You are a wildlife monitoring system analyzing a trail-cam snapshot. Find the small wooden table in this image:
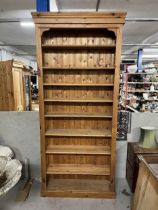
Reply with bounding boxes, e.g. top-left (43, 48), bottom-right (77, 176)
top-left (126, 142), bottom-right (158, 192)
